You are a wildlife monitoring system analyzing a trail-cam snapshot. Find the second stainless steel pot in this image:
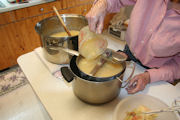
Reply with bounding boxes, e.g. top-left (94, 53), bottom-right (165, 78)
top-left (35, 14), bottom-right (88, 64)
top-left (61, 56), bottom-right (134, 104)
